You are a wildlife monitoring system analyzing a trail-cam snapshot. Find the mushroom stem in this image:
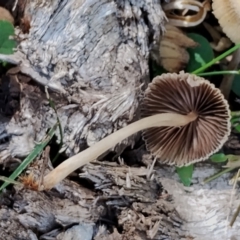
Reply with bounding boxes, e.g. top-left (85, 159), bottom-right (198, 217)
top-left (220, 49), bottom-right (240, 99)
top-left (42, 112), bottom-right (197, 190)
